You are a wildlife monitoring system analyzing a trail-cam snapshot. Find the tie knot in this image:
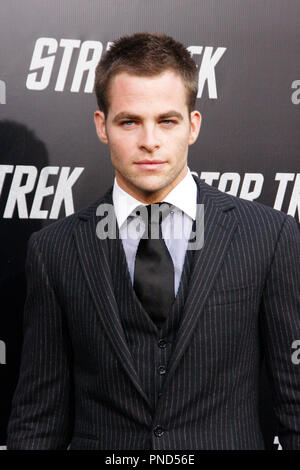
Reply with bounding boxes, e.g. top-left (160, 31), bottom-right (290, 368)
top-left (134, 202), bottom-right (174, 238)
top-left (145, 202), bottom-right (173, 226)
